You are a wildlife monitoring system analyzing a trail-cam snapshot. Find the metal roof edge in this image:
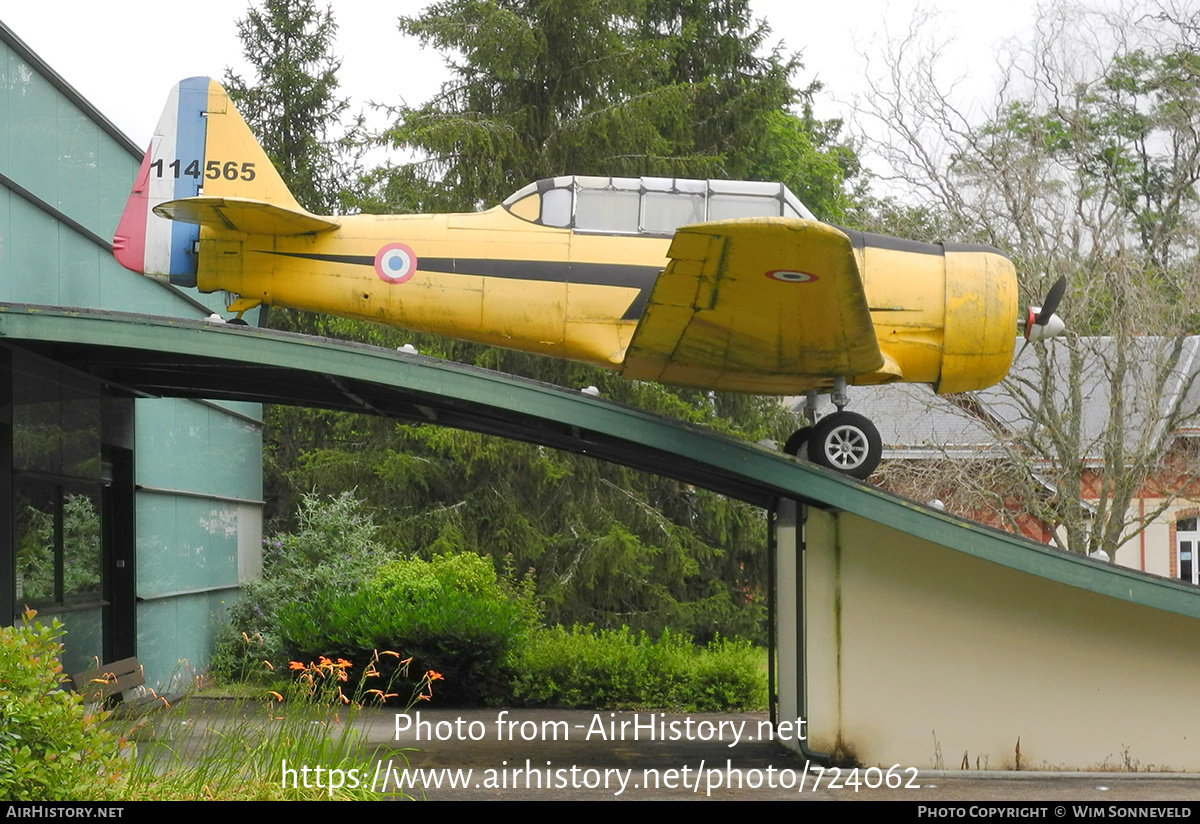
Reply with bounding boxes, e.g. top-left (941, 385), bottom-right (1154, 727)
top-left (0, 20), bottom-right (143, 159)
top-left (3, 304), bottom-right (1198, 621)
